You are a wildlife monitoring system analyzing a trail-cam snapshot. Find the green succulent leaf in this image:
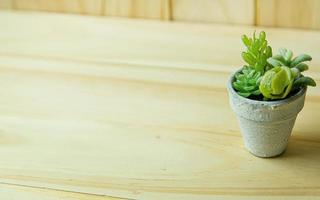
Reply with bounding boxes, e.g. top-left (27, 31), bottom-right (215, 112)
top-left (242, 52), bottom-right (255, 66)
top-left (295, 63), bottom-right (309, 72)
top-left (238, 92), bottom-right (251, 97)
top-left (293, 76), bottom-right (316, 87)
top-left (240, 31), bottom-right (272, 73)
top-left (272, 54), bottom-right (286, 63)
top-left (268, 49), bottom-right (312, 69)
top-left (259, 31), bottom-right (266, 41)
top-left (290, 68), bottom-right (300, 79)
top-left (290, 54), bottom-right (312, 67)
top-left (259, 66), bottom-right (293, 99)
top-left (266, 46), bottom-right (272, 58)
top-left (284, 49), bottom-right (293, 62)
top-left (233, 66), bottom-right (262, 98)
top-left (279, 48), bottom-right (287, 57)
top-left (241, 35), bottom-right (251, 47)
top-left (267, 57), bottom-right (284, 67)
top-left (252, 89), bottom-right (261, 95)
